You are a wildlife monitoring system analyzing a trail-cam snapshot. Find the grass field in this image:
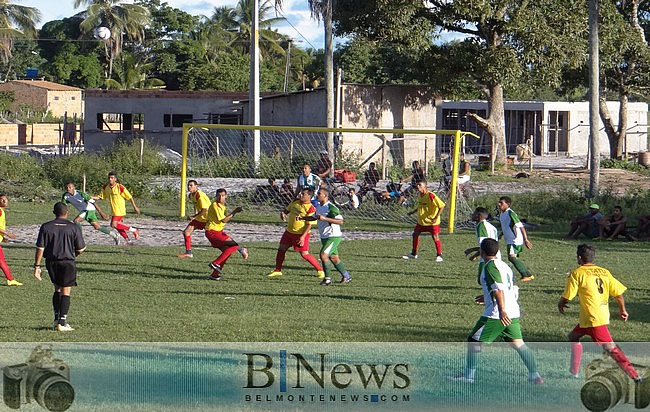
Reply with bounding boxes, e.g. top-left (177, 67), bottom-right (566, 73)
top-left (1, 226), bottom-right (648, 342)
